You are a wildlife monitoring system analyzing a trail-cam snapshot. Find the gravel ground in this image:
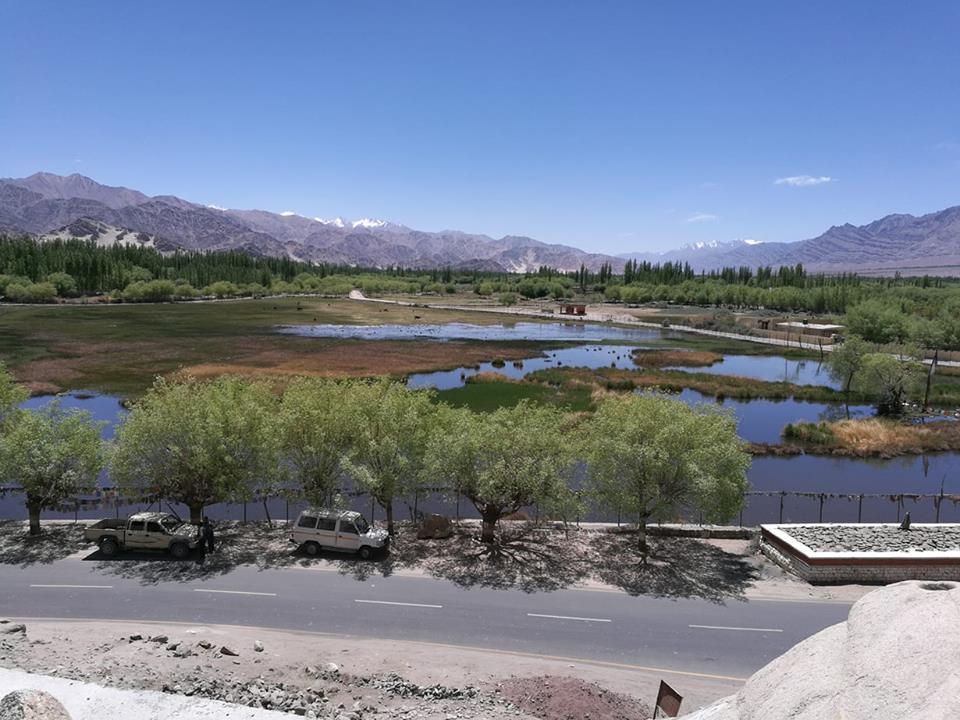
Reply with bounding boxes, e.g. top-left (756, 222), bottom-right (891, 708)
top-left (0, 620), bottom-right (678, 720)
top-left (785, 524), bottom-right (960, 553)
